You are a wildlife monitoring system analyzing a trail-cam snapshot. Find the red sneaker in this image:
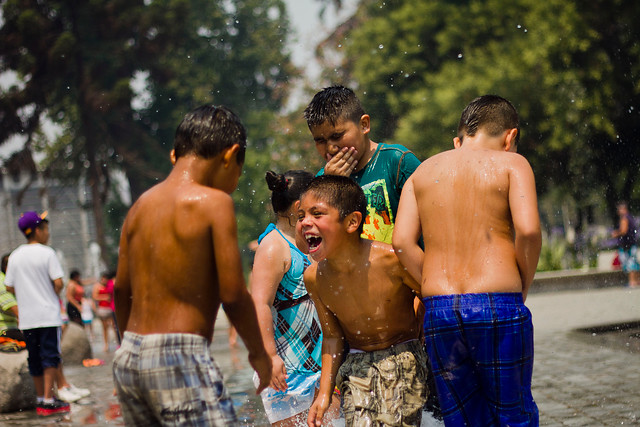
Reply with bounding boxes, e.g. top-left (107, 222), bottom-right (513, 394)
top-left (36, 398), bottom-right (70, 416)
